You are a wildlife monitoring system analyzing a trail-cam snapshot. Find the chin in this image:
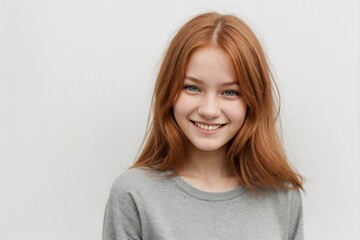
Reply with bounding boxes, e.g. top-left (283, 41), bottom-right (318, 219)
top-left (191, 141), bottom-right (227, 153)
